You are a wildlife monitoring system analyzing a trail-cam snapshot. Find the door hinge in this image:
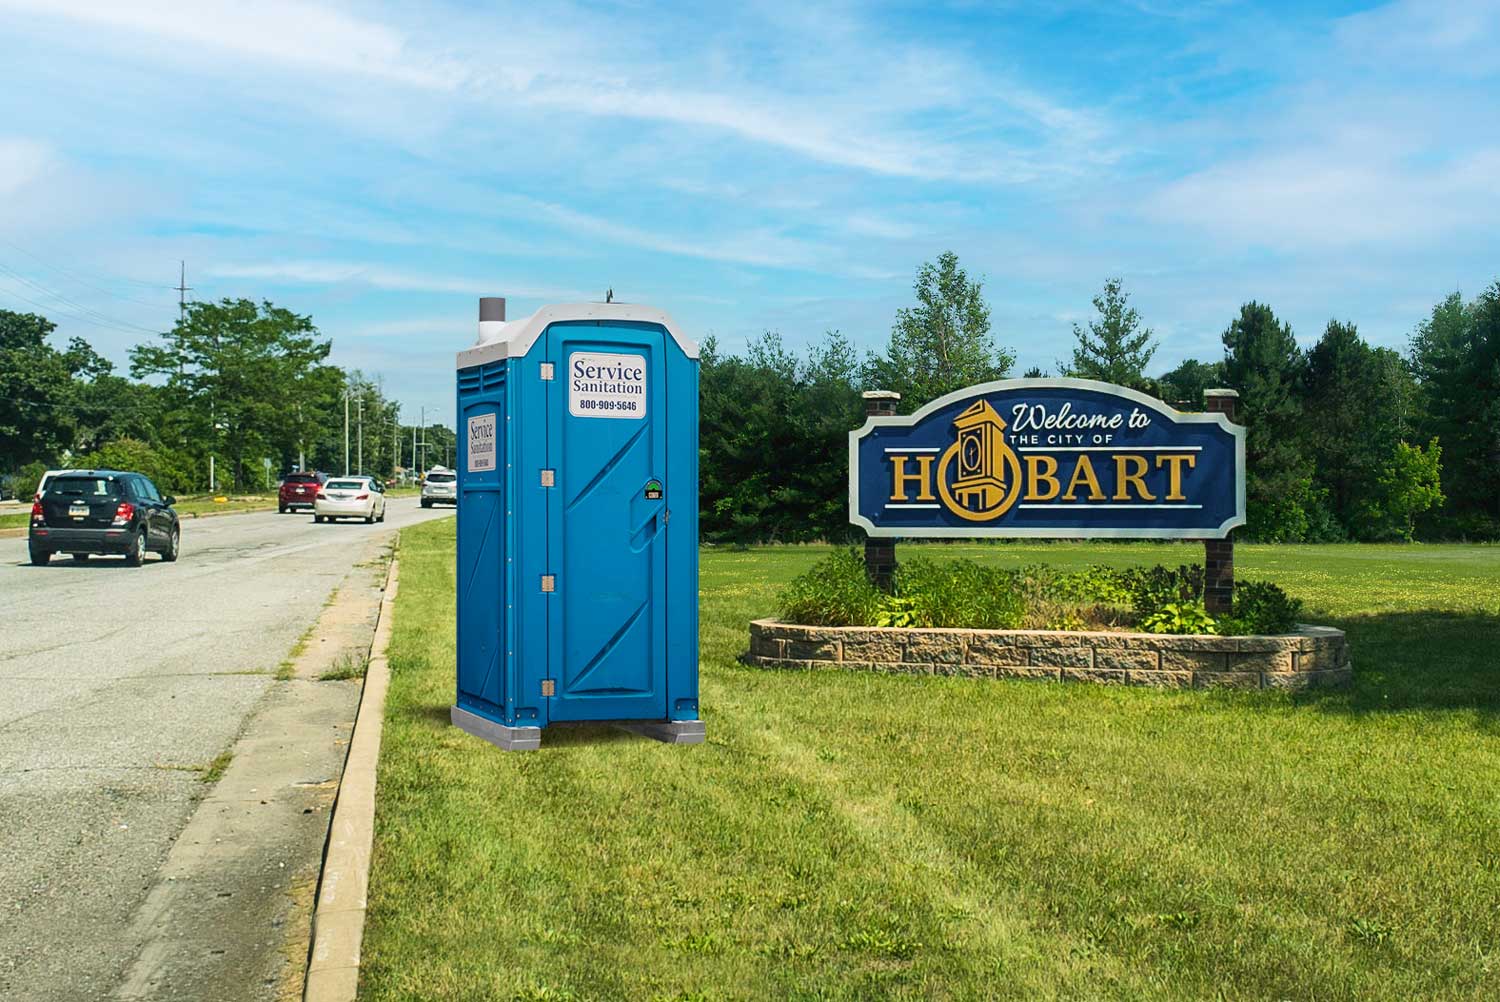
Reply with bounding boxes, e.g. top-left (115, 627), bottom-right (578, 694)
top-left (540, 679), bottom-right (556, 697)
top-left (663, 509), bottom-right (671, 525)
top-left (540, 469), bottom-right (555, 487)
top-left (540, 574), bottom-right (555, 593)
top-left (539, 362), bottom-right (554, 381)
